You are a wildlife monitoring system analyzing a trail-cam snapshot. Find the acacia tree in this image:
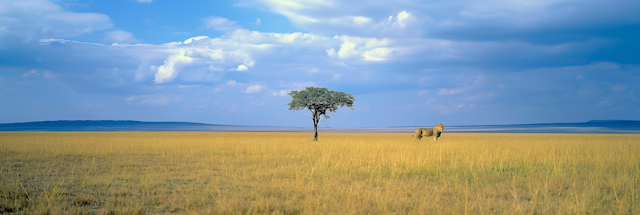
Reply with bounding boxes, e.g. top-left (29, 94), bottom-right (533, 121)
top-left (287, 87), bottom-right (355, 141)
